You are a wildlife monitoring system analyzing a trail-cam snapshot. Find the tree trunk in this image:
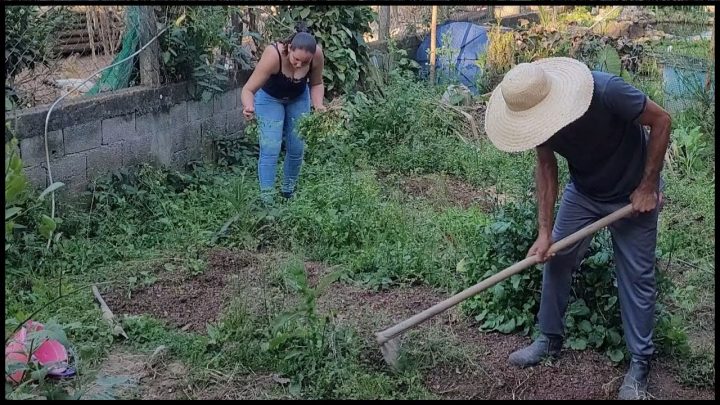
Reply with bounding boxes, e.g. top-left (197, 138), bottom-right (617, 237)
top-left (378, 6), bottom-right (391, 42)
top-left (138, 6), bottom-right (160, 87)
top-left (707, 17), bottom-right (714, 92)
